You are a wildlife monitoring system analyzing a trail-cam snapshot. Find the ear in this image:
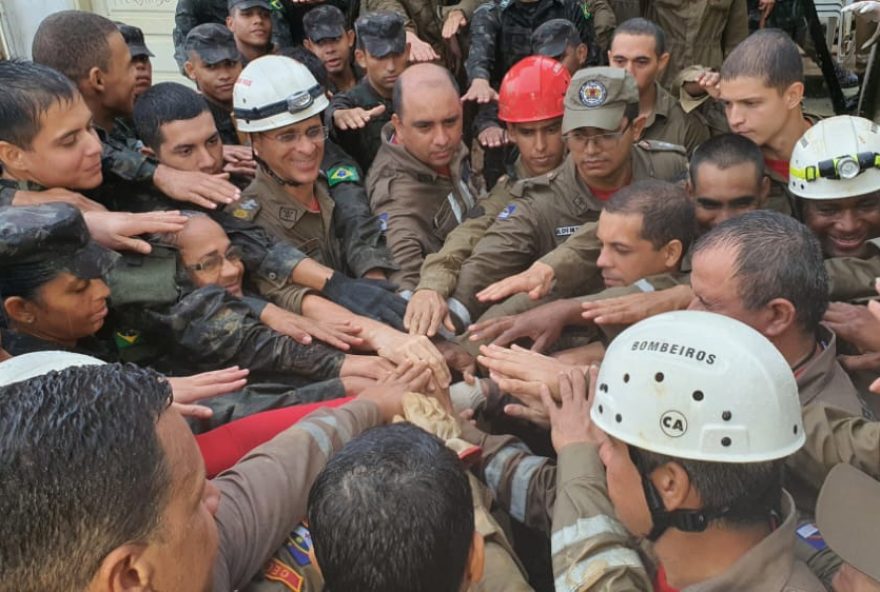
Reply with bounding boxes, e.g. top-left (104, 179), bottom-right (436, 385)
top-left (140, 146), bottom-right (156, 158)
top-left (758, 175), bottom-right (771, 205)
top-left (464, 532), bottom-right (485, 587)
top-left (184, 60), bottom-right (197, 81)
top-left (225, 15), bottom-right (234, 31)
top-left (86, 65), bottom-right (105, 95)
top-left (762, 297), bottom-right (798, 338)
top-left (576, 43), bottom-right (589, 66)
top-left (783, 81), bottom-right (805, 109)
top-left (630, 114), bottom-right (648, 139)
top-left (346, 30), bottom-right (356, 48)
top-left (657, 52), bottom-right (671, 74)
top-left (92, 543), bottom-right (152, 591)
top-left (391, 112), bottom-right (403, 136)
top-left (649, 461), bottom-right (693, 512)
top-left (0, 140), bottom-right (27, 172)
top-left (662, 239), bottom-right (684, 270)
top-left (3, 296), bottom-right (37, 326)
top-left (303, 39), bottom-right (315, 52)
top-left (250, 132), bottom-right (262, 157)
top-left (354, 48), bottom-right (367, 69)
top-left (685, 178), bottom-right (695, 198)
